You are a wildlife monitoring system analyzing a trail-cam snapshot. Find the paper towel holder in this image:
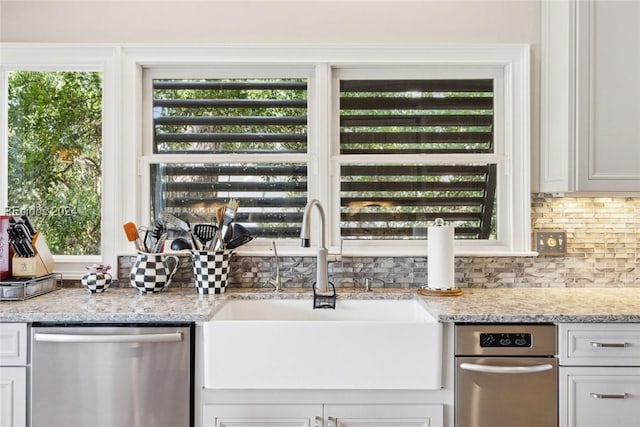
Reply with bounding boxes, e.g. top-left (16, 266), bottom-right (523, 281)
top-left (418, 218), bottom-right (464, 297)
